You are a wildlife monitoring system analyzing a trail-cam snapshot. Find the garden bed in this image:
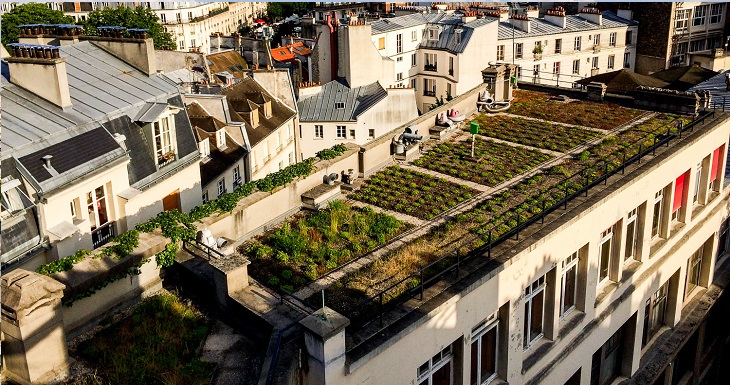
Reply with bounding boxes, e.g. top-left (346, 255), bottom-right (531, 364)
top-left (74, 292), bottom-right (214, 385)
top-left (241, 200), bottom-right (409, 292)
top-left (413, 137), bottom-right (552, 186)
top-left (349, 166), bottom-right (479, 219)
top-left (508, 90), bottom-right (643, 130)
top-left (469, 114), bottom-right (600, 152)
